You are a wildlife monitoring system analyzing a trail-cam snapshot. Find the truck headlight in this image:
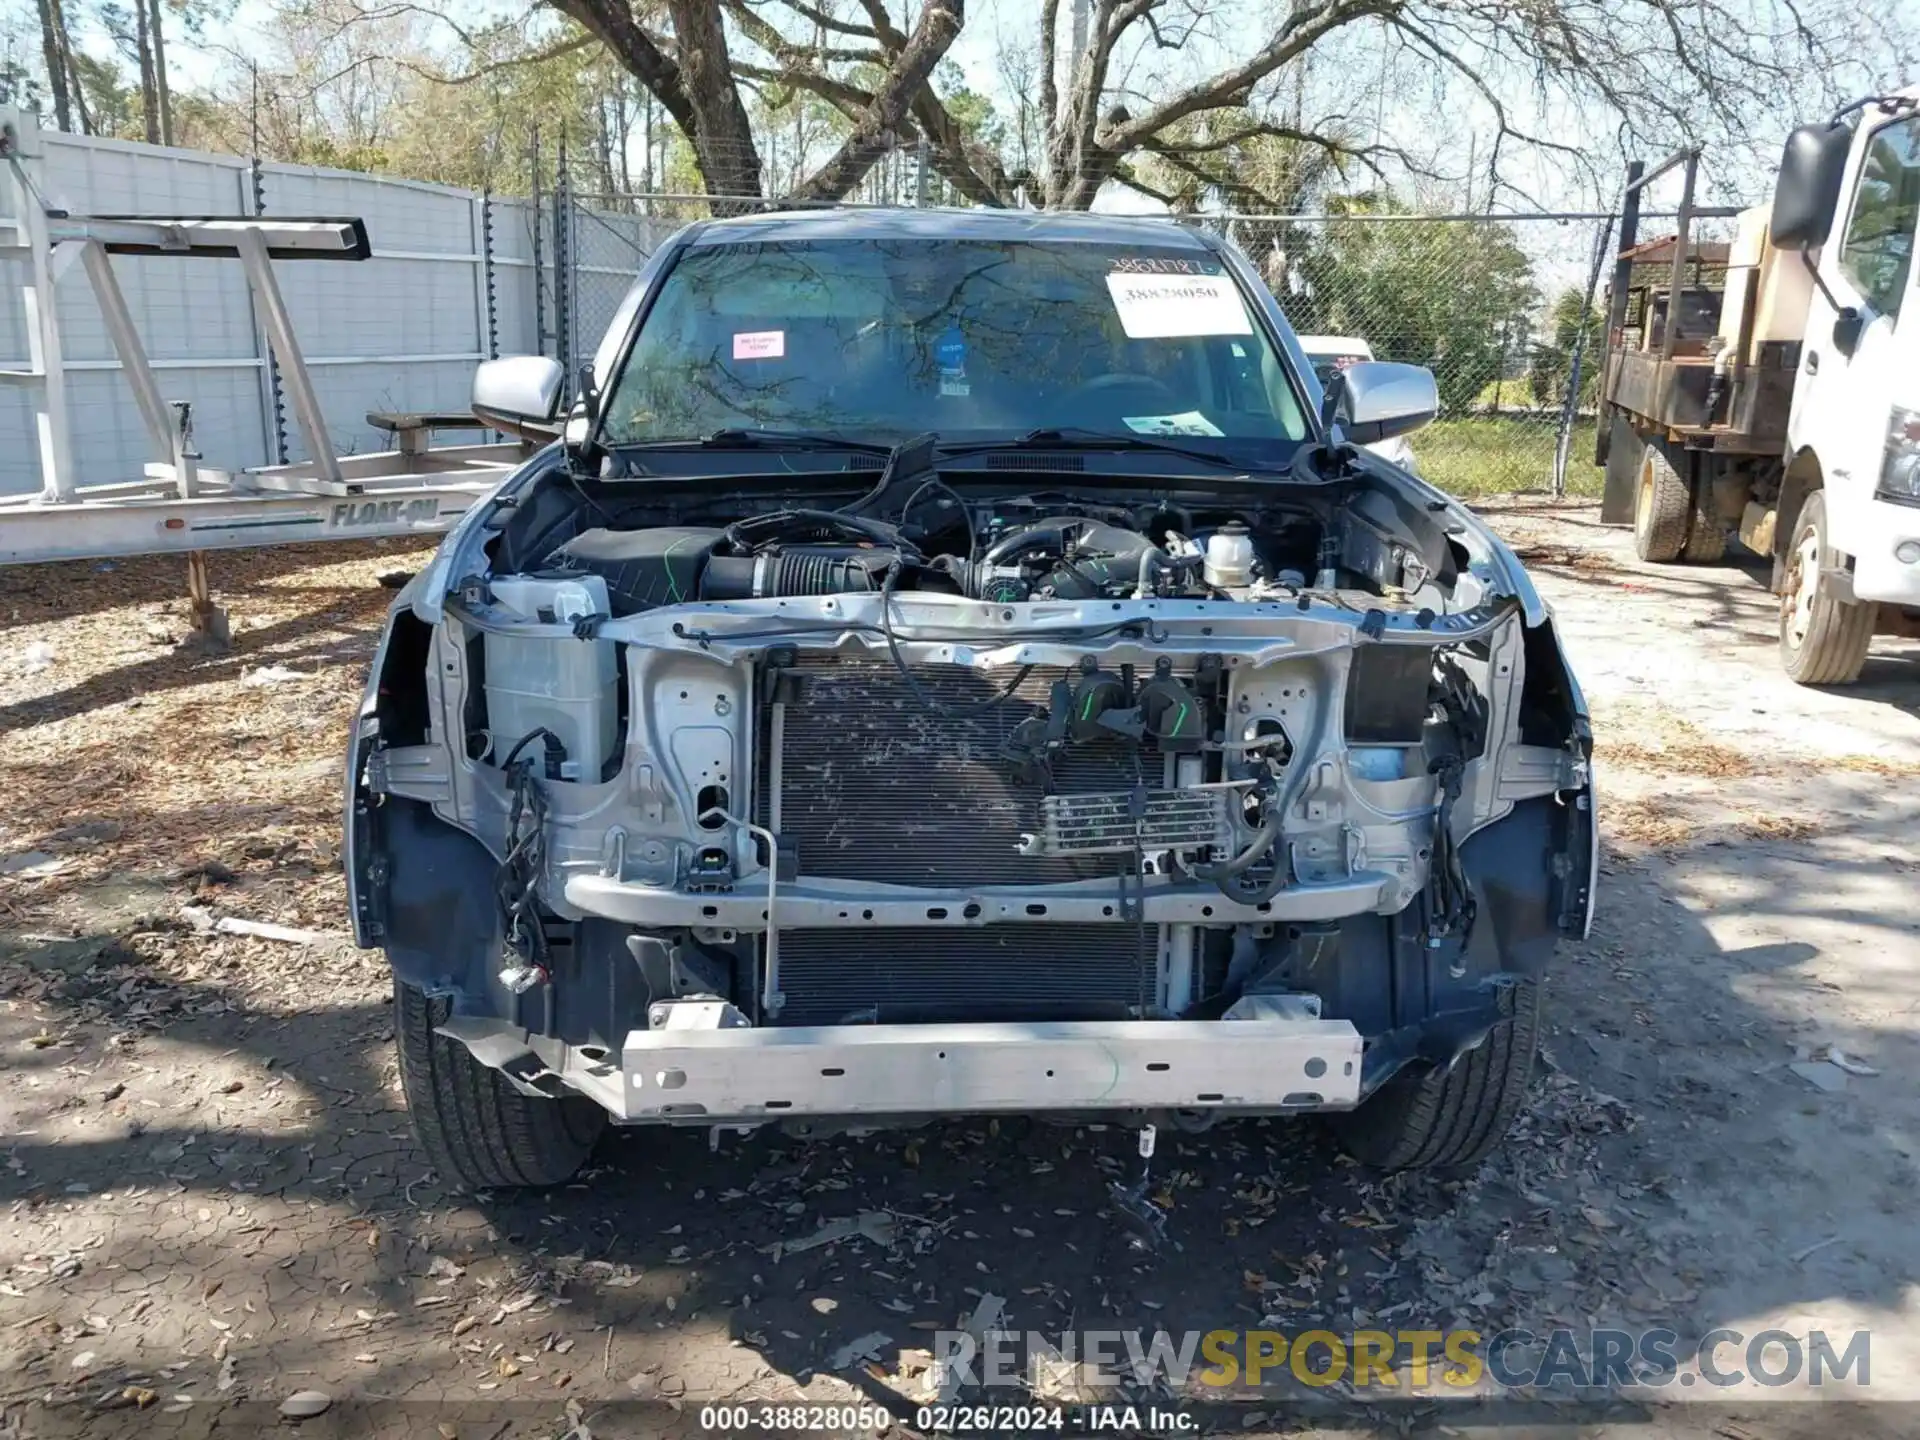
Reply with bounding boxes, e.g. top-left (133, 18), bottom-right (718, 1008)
top-left (1878, 407), bottom-right (1920, 507)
